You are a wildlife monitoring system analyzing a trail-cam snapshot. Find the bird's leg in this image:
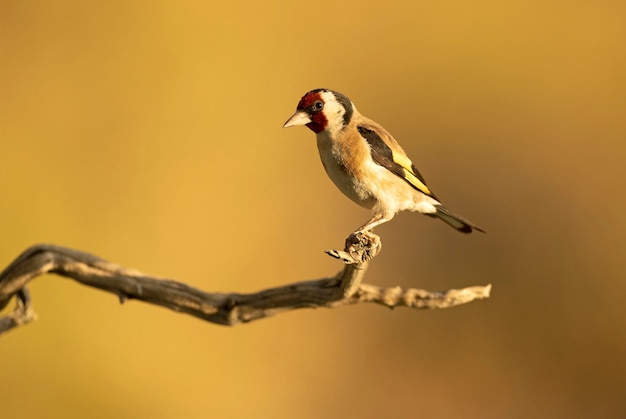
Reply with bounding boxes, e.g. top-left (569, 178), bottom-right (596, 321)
top-left (351, 212), bottom-right (392, 237)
